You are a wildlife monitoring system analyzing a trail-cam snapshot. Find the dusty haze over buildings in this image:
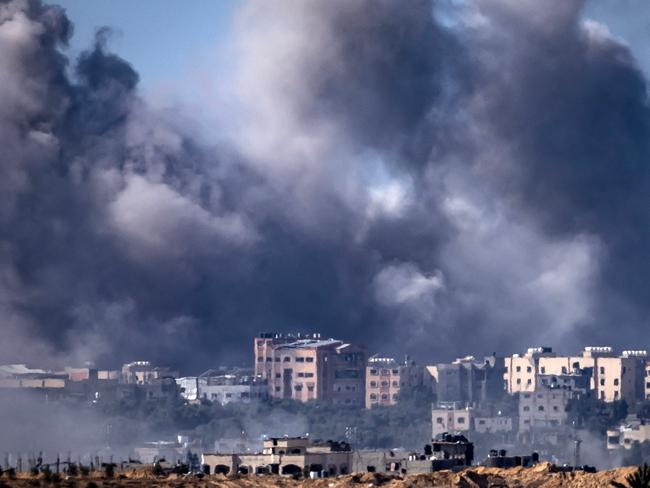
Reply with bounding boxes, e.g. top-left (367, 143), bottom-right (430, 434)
top-left (1, 0), bottom-right (650, 371)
